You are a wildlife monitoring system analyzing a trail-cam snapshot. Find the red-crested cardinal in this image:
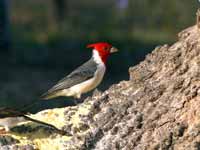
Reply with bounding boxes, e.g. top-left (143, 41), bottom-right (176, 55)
top-left (41, 42), bottom-right (118, 100)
